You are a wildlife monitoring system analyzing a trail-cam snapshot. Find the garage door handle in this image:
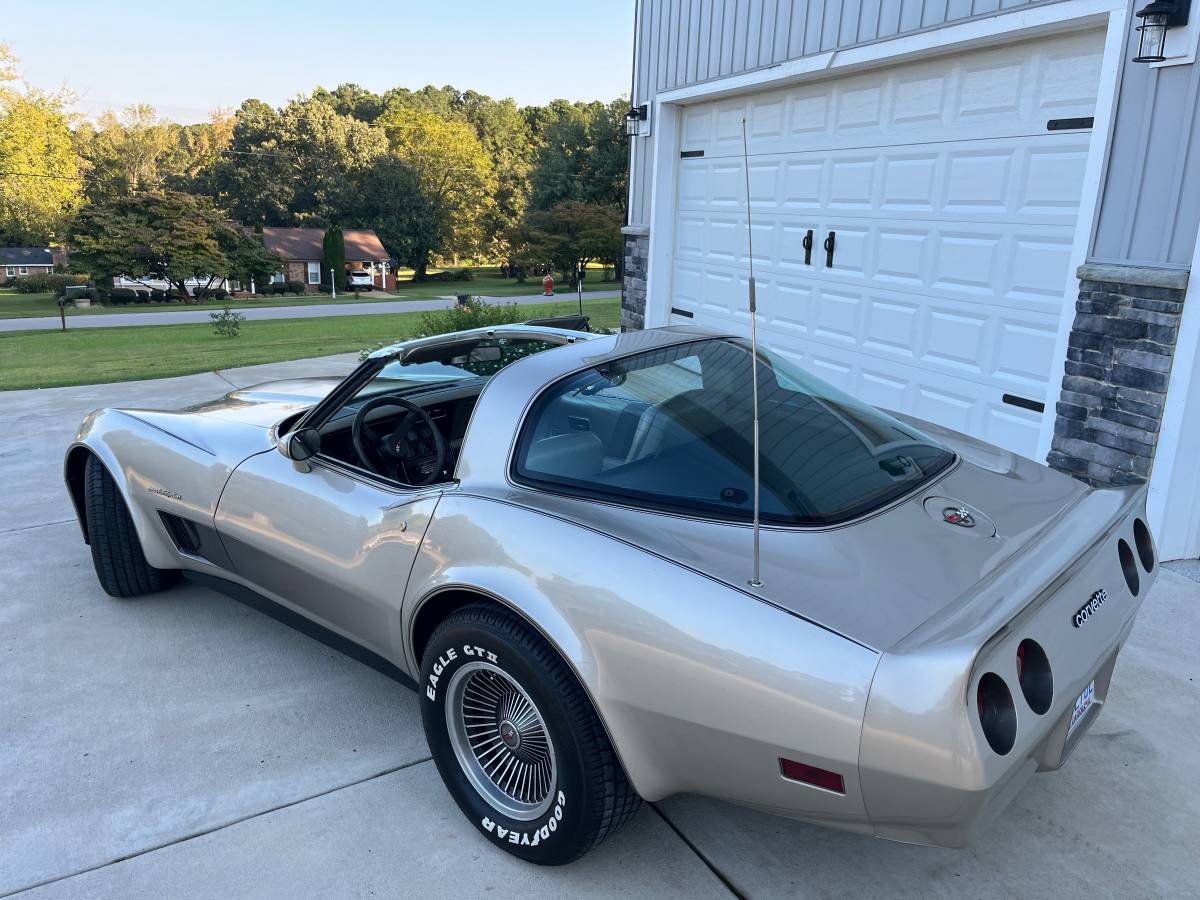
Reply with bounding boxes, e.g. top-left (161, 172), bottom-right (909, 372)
top-left (802, 229), bottom-right (814, 265)
top-left (823, 231), bottom-right (836, 268)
